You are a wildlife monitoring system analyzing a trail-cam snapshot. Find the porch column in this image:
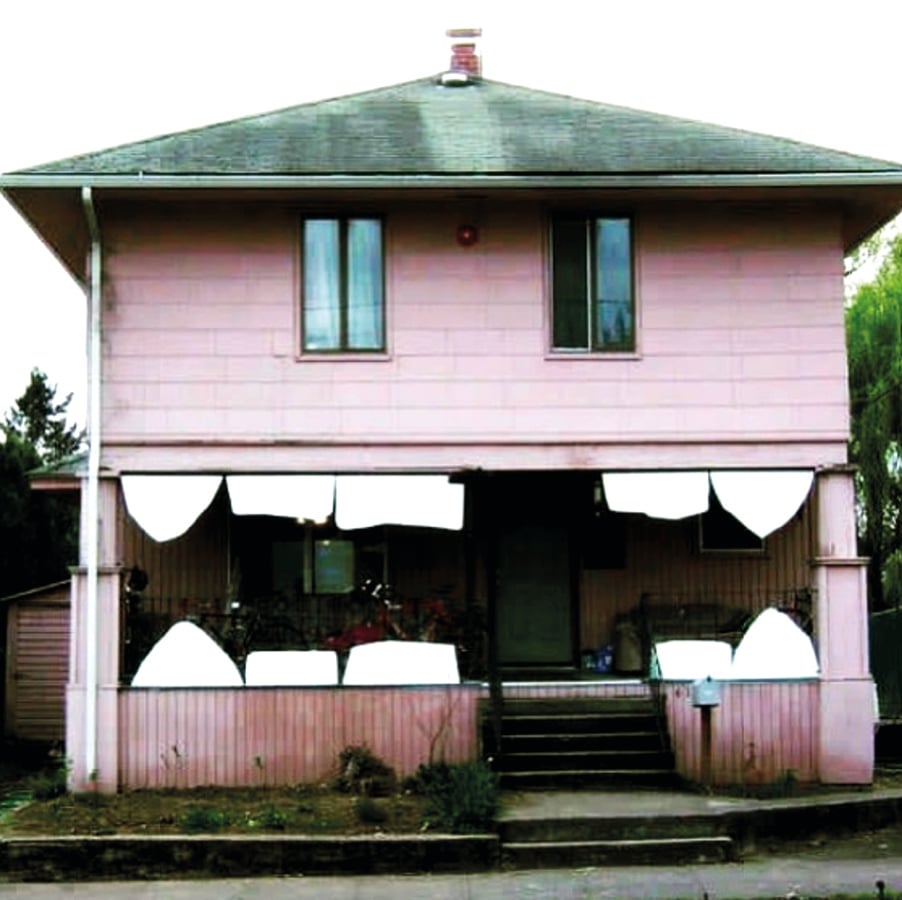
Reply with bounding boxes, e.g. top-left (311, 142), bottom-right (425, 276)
top-left (813, 466), bottom-right (873, 784)
top-left (67, 476), bottom-right (121, 792)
